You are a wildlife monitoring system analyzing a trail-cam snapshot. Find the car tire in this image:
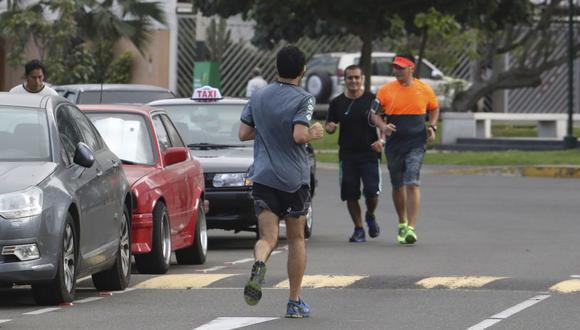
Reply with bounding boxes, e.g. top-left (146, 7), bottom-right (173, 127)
top-left (135, 202), bottom-right (171, 274)
top-left (305, 72), bottom-right (332, 104)
top-left (32, 214), bottom-right (77, 305)
top-left (92, 206), bottom-right (131, 291)
top-left (175, 206), bottom-right (207, 265)
top-left (304, 203), bottom-right (313, 239)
